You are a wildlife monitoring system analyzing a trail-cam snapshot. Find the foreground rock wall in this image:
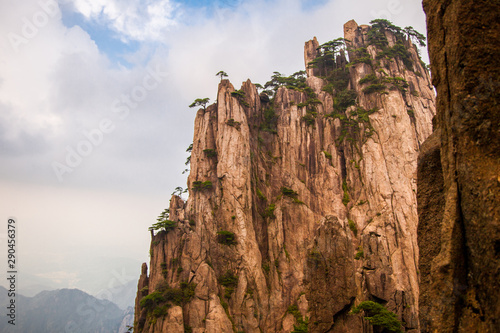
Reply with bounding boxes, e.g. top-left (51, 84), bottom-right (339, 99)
top-left (135, 20), bottom-right (436, 332)
top-left (418, 0), bottom-right (500, 331)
